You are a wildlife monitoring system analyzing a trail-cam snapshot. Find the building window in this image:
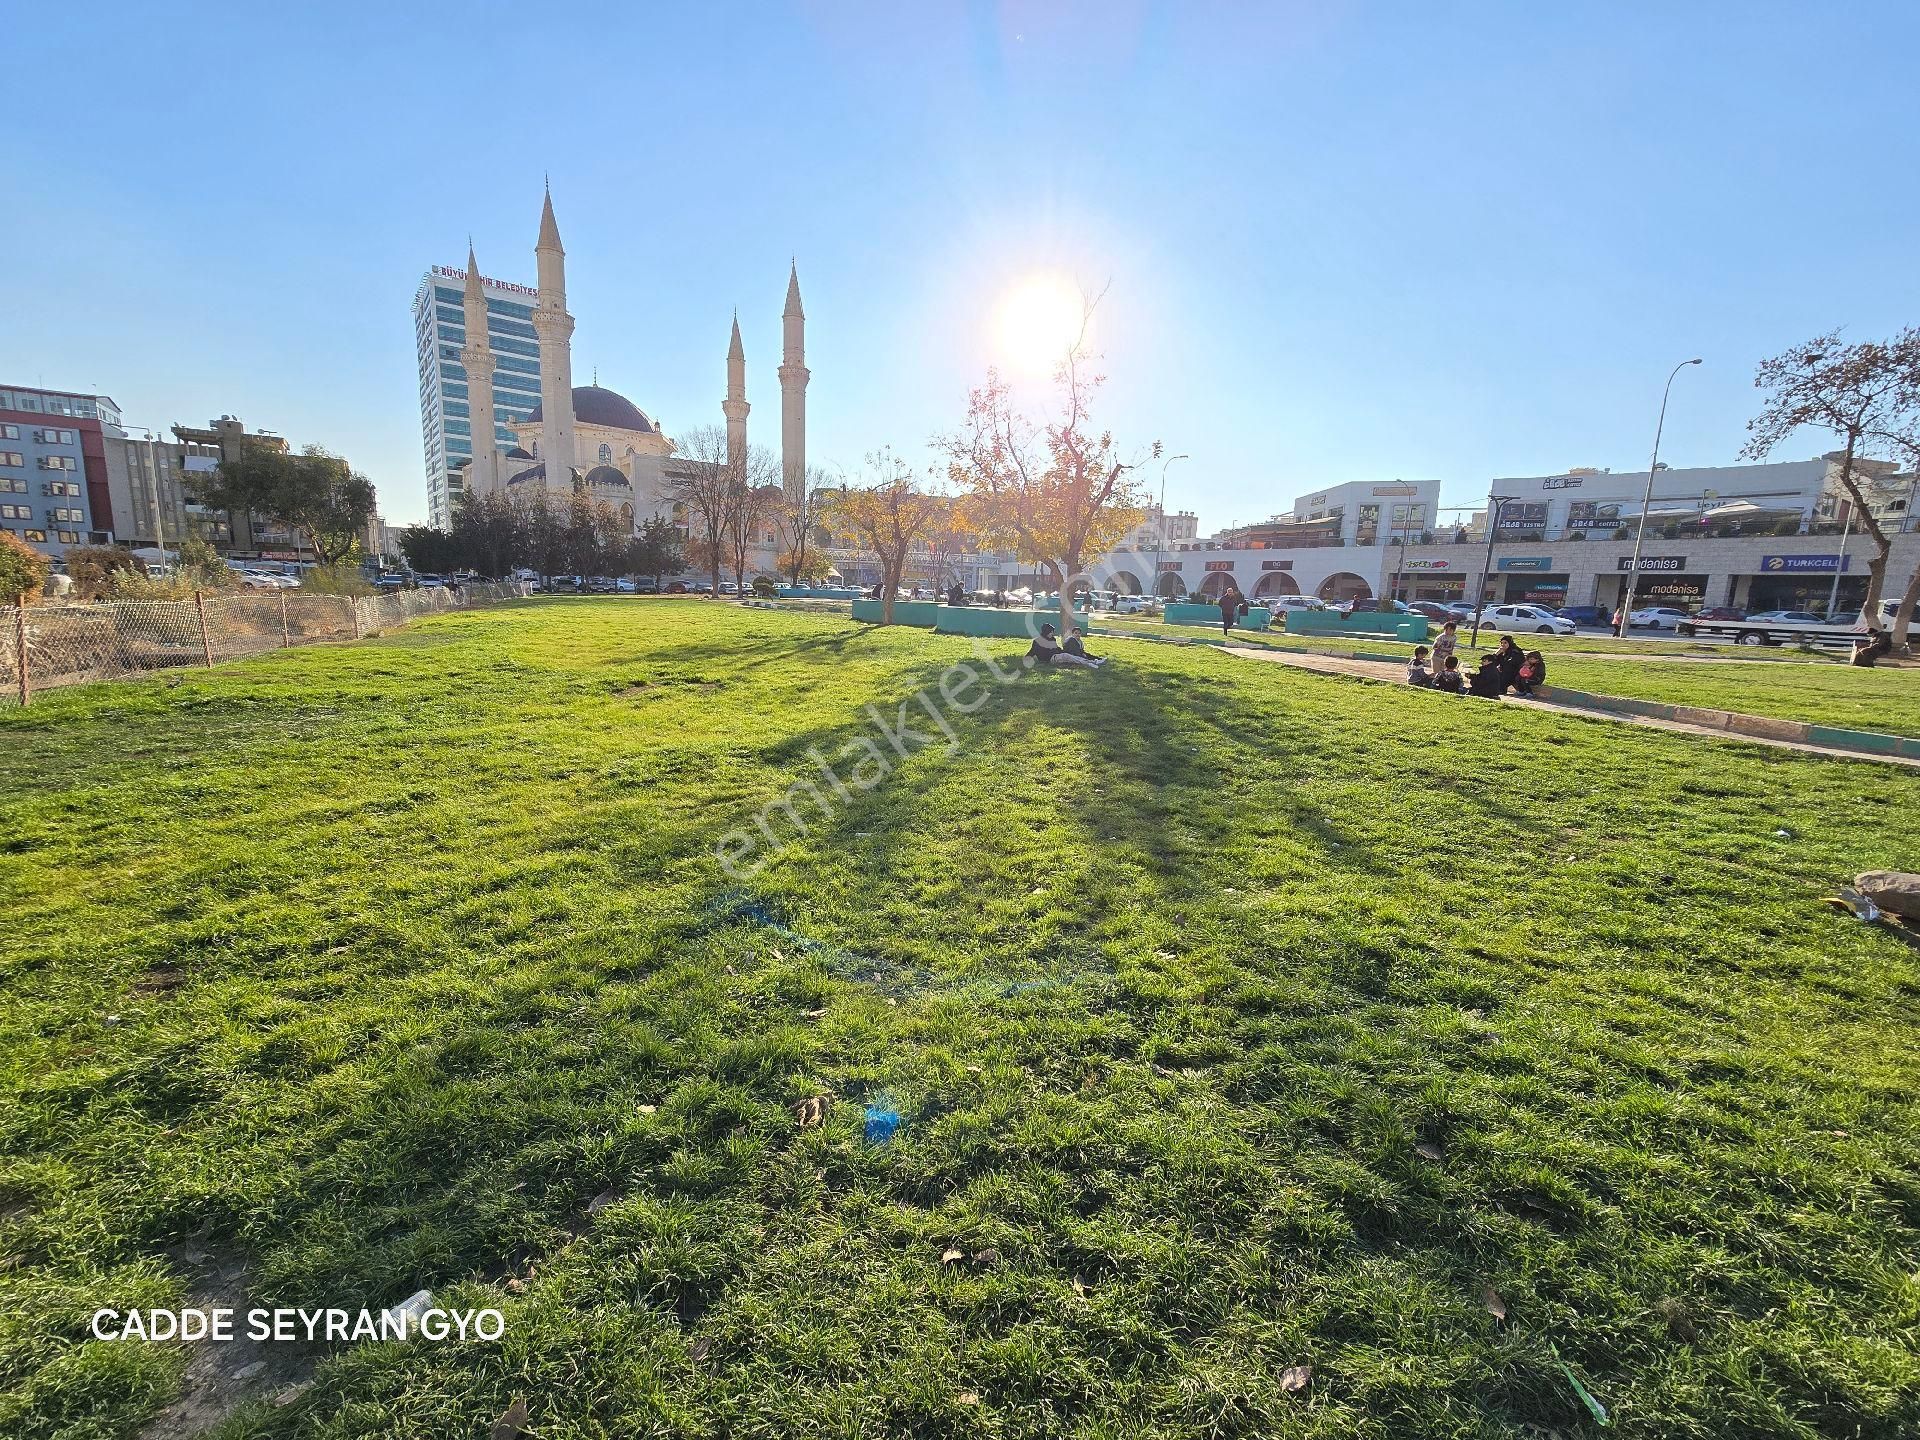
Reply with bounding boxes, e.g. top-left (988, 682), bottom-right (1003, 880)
top-left (0, 505), bottom-right (25, 519)
top-left (598, 443), bottom-right (612, 464)
top-left (0, 425), bottom-right (17, 440)
top-left (23, 529), bottom-right (47, 543)
top-left (35, 428), bottom-right (76, 444)
top-left (39, 457), bottom-right (78, 472)
top-left (0, 451), bottom-right (22, 468)
top-left (55, 530), bottom-right (81, 543)
top-left (1, 478), bottom-right (24, 493)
